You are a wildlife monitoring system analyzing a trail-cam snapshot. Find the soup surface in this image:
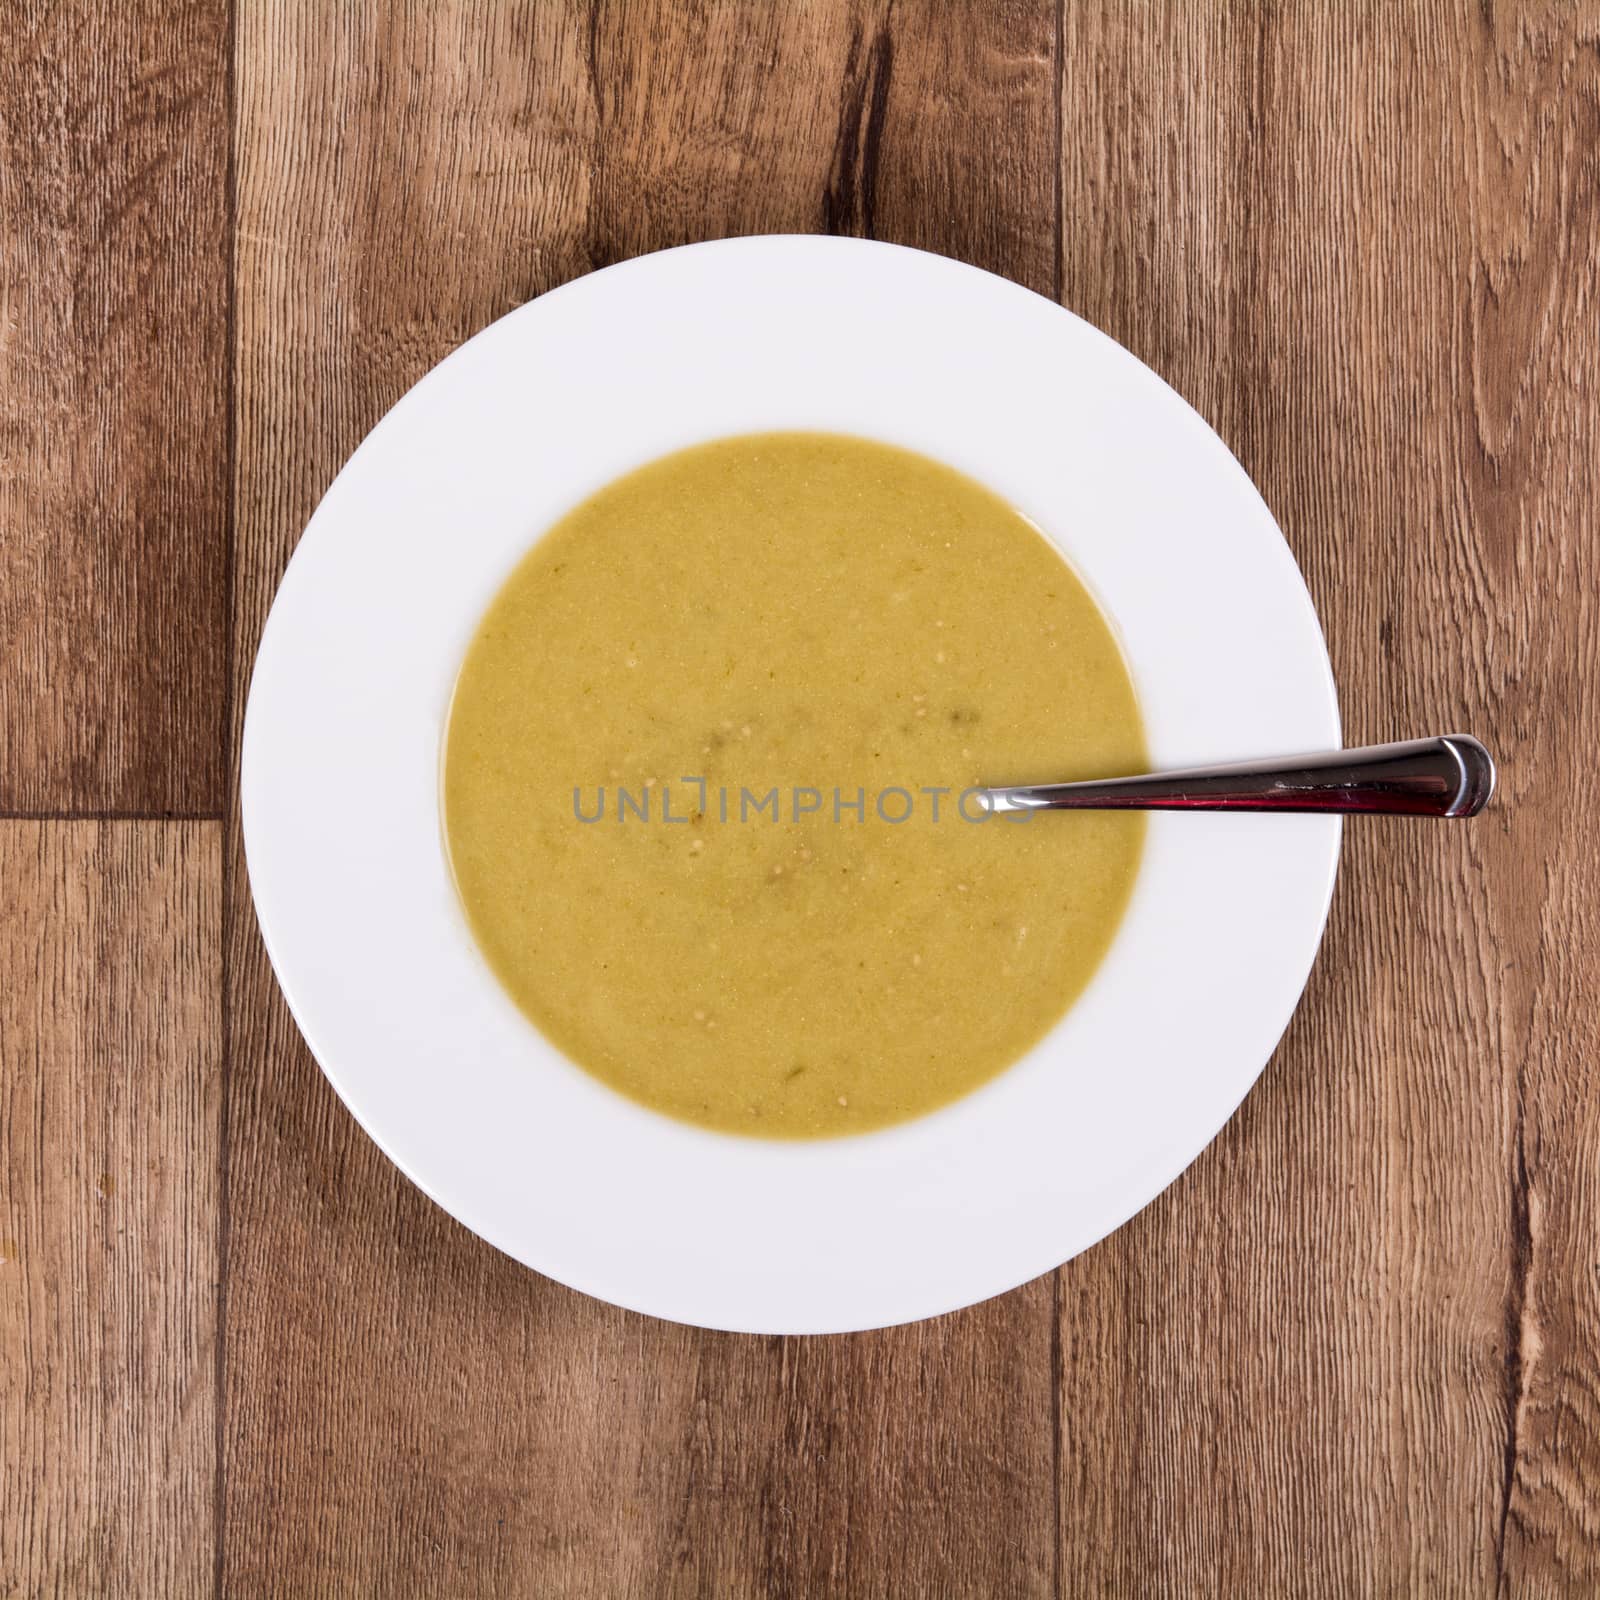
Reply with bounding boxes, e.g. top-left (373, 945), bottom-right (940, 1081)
top-left (443, 432), bottom-right (1145, 1137)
